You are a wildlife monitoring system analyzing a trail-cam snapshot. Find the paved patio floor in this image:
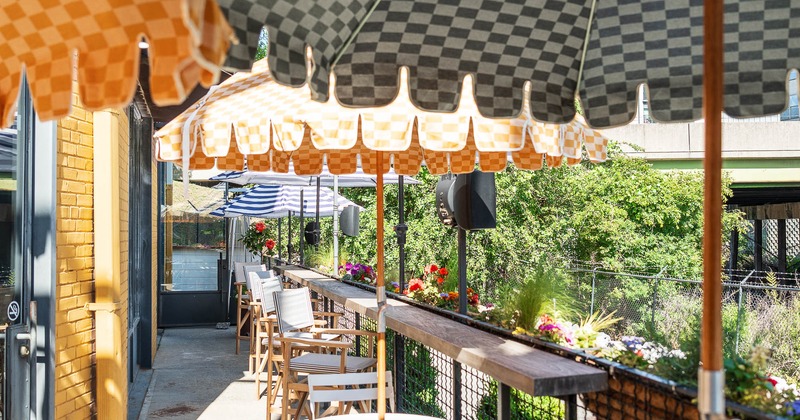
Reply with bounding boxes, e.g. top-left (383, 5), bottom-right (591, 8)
top-left (138, 327), bottom-right (278, 420)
